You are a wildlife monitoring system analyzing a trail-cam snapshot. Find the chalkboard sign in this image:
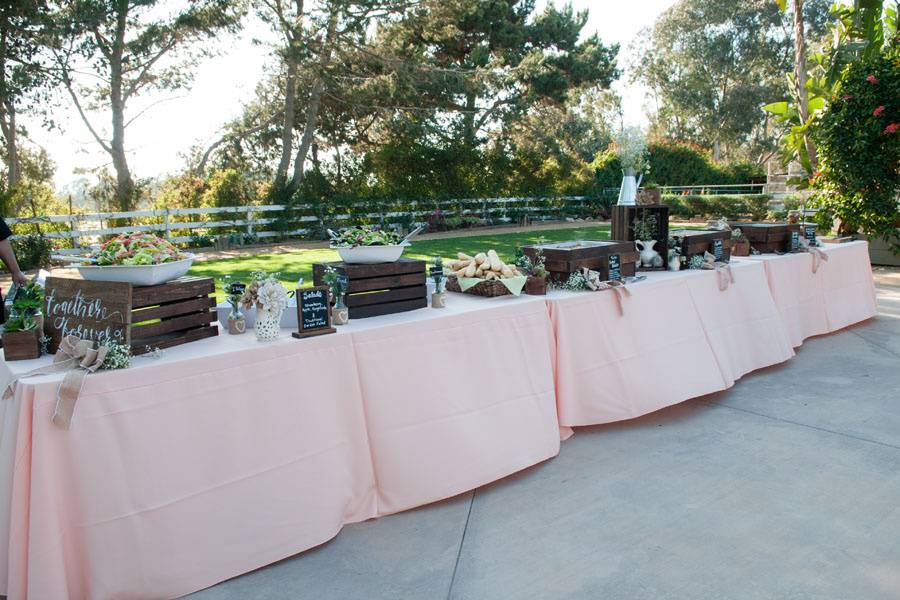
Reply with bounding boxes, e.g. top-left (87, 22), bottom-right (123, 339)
top-left (804, 225), bottom-right (816, 243)
top-left (43, 277), bottom-right (133, 353)
top-left (608, 254), bottom-right (621, 281)
top-left (712, 238), bottom-right (724, 261)
top-left (292, 286), bottom-right (336, 339)
top-left (790, 230), bottom-right (800, 251)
